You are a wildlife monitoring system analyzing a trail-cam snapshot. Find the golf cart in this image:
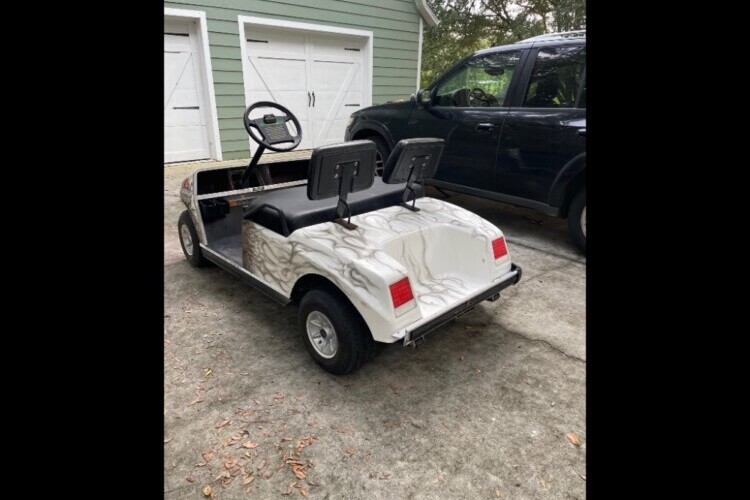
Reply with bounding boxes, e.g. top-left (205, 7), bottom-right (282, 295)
top-left (177, 101), bottom-right (522, 374)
